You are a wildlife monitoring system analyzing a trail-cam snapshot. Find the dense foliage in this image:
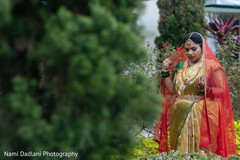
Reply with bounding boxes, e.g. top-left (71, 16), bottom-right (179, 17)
top-left (215, 35), bottom-right (240, 120)
top-left (0, 1), bottom-right (160, 160)
top-left (155, 0), bottom-right (206, 47)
